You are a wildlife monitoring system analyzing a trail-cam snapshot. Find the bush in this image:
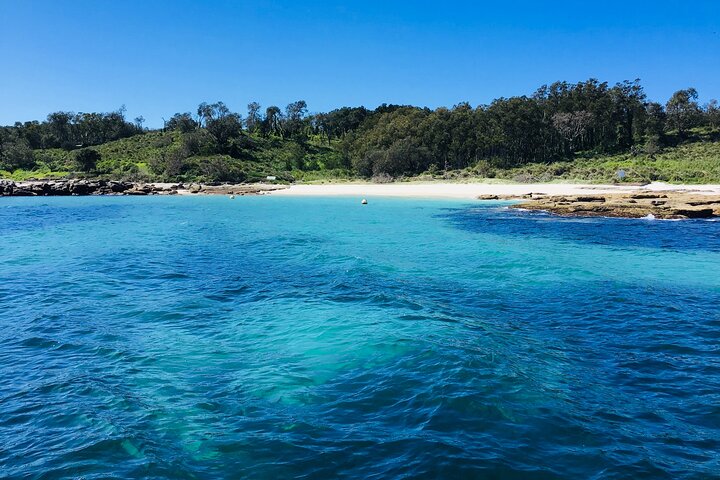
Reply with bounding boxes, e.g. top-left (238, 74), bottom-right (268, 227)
top-left (644, 135), bottom-right (662, 156)
top-left (372, 138), bottom-right (431, 176)
top-left (74, 149), bottom-right (101, 172)
top-left (183, 130), bottom-right (217, 156)
top-left (197, 156), bottom-right (246, 183)
top-left (0, 139), bottom-right (36, 171)
top-left (371, 172), bottom-right (393, 183)
top-left (472, 160), bottom-right (496, 178)
top-left (354, 150), bottom-right (383, 177)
